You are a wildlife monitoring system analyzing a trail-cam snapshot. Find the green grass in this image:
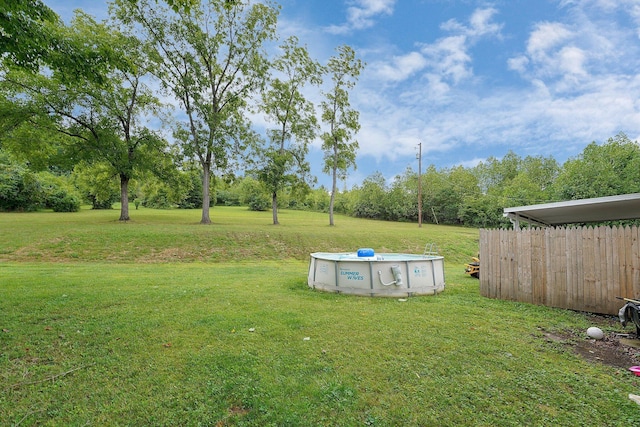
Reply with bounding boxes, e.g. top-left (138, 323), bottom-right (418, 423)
top-left (1, 207), bottom-right (639, 426)
top-left (0, 206), bottom-right (479, 264)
